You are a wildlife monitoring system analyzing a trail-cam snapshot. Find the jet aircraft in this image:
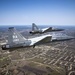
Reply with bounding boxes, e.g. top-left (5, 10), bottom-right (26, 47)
top-left (29, 23), bottom-right (64, 34)
top-left (1, 27), bottom-right (52, 50)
